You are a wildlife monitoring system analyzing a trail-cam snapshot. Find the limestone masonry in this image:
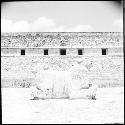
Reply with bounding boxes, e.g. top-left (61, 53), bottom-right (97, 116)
top-left (1, 32), bottom-right (124, 88)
